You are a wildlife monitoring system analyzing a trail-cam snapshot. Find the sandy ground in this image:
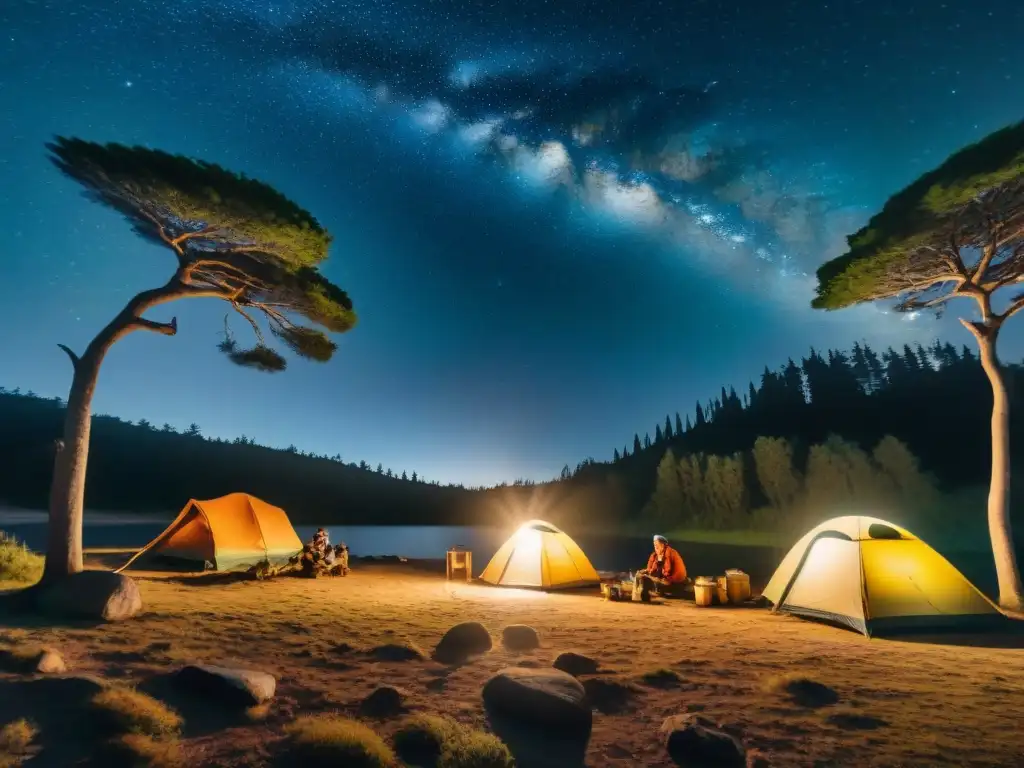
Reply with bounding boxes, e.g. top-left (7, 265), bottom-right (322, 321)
top-left (2, 554), bottom-right (1024, 768)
